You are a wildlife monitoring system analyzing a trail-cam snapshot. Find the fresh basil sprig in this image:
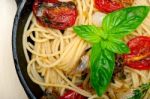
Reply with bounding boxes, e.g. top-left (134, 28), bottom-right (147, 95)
top-left (73, 6), bottom-right (150, 96)
top-left (129, 83), bottom-right (150, 99)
